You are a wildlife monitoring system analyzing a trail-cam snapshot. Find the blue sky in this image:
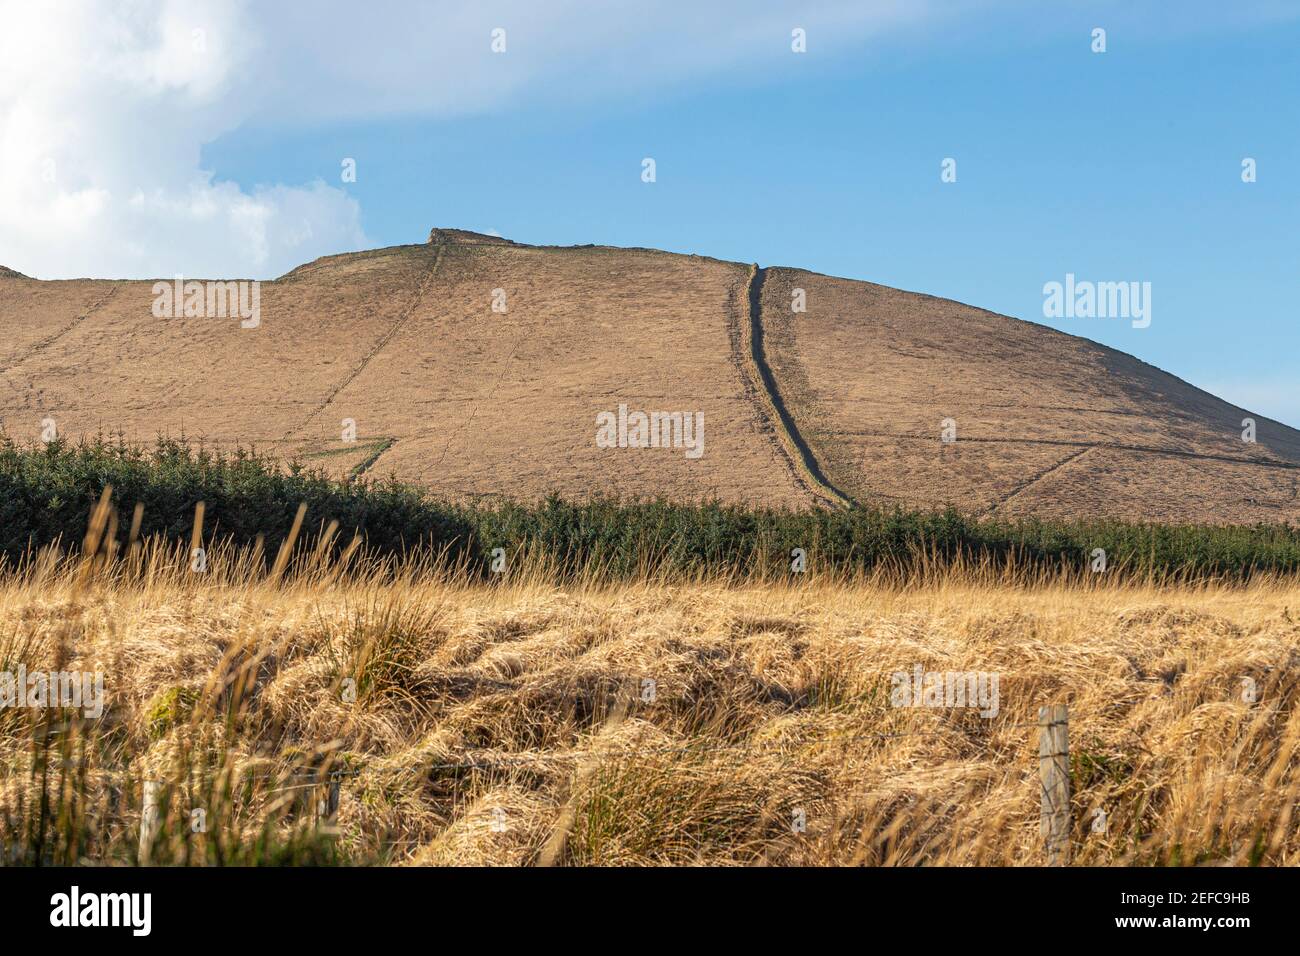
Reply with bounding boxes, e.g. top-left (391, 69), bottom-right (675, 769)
top-left (5, 1), bottom-right (1298, 424)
